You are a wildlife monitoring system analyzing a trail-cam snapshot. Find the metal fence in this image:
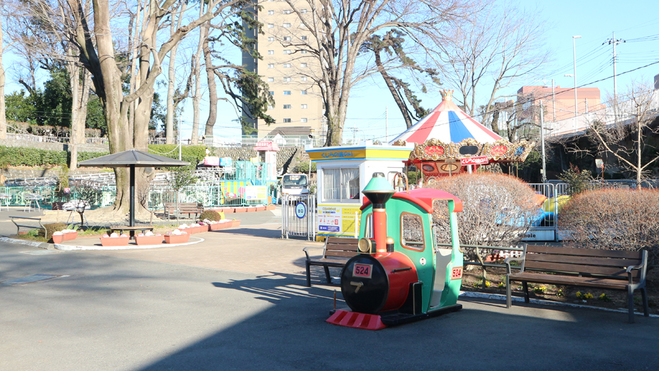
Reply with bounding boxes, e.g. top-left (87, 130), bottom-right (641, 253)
top-left (281, 193), bottom-right (316, 240)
